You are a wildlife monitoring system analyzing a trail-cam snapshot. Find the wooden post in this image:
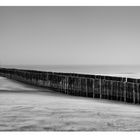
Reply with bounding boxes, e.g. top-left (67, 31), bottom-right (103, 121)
top-left (92, 79), bottom-right (95, 98)
top-left (64, 76), bottom-right (66, 94)
top-left (79, 77), bottom-right (81, 96)
top-left (117, 82), bottom-right (120, 101)
top-left (104, 80), bottom-right (107, 99)
top-left (86, 78), bottom-right (88, 97)
top-left (123, 82), bottom-right (126, 102)
top-left (110, 81), bottom-right (113, 100)
top-left (133, 83), bottom-right (136, 104)
top-left (62, 76), bottom-right (64, 93)
top-left (99, 79), bottom-right (102, 99)
top-left (116, 82), bottom-right (118, 101)
top-left (71, 77), bottom-right (73, 95)
top-left (66, 76), bottom-right (69, 94)
top-left (101, 79), bottom-right (104, 99)
top-left (137, 84), bottom-right (139, 104)
top-left (73, 77), bottom-right (76, 96)
top-left (138, 84), bottom-right (140, 104)
top-left (76, 77), bottom-right (78, 96)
